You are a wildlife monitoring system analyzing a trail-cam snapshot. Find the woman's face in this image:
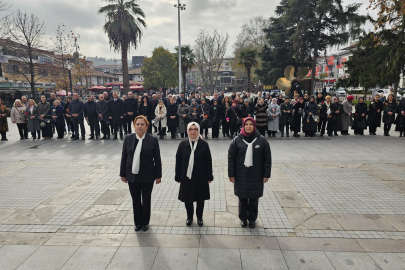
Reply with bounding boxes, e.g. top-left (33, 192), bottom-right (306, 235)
top-left (388, 95), bottom-right (393, 101)
top-left (188, 125), bottom-right (199, 139)
top-left (326, 97), bottom-right (331, 103)
top-left (272, 99), bottom-right (276, 104)
top-left (192, 100), bottom-right (196, 105)
top-left (334, 98), bottom-right (338, 103)
top-left (143, 97), bottom-right (147, 103)
top-left (135, 119), bottom-right (148, 134)
top-left (359, 98), bottom-right (364, 103)
top-left (374, 95), bottom-right (380, 102)
top-left (310, 97), bottom-right (315, 102)
top-left (16, 101), bottom-right (21, 107)
top-left (41, 96), bottom-right (46, 102)
top-left (278, 94), bottom-right (282, 99)
top-left (300, 99), bottom-right (304, 104)
top-left (29, 100), bottom-right (34, 106)
top-left (244, 120), bottom-right (254, 133)
top-left (305, 94), bottom-right (309, 99)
